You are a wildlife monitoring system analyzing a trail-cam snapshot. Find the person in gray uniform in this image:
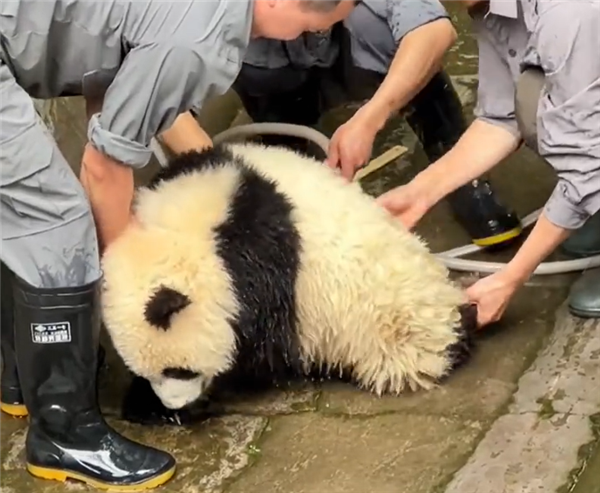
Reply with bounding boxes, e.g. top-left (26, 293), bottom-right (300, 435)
top-left (0, 0), bottom-right (355, 489)
top-left (233, 0), bottom-right (524, 249)
top-left (377, 0), bottom-right (600, 326)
